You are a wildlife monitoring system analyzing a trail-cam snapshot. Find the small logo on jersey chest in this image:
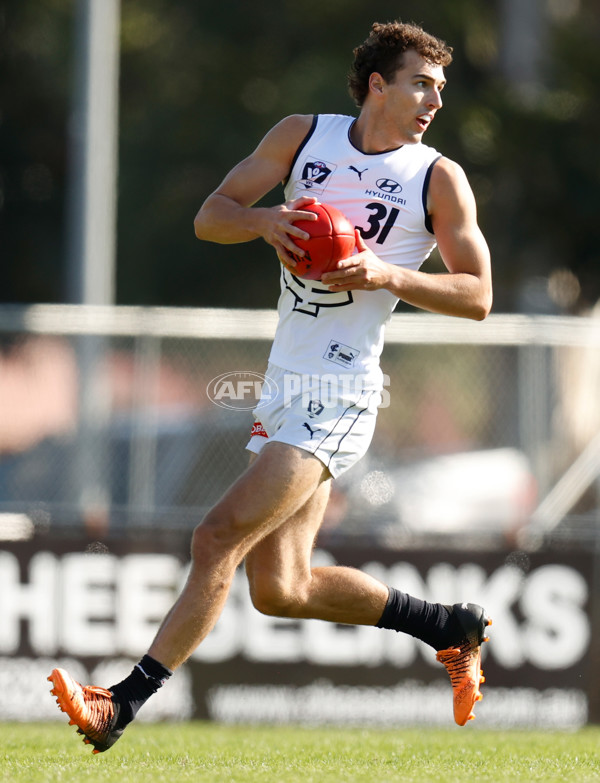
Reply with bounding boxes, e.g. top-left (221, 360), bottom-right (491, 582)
top-left (348, 165), bottom-right (368, 180)
top-left (376, 178), bottom-right (403, 193)
top-left (299, 158), bottom-right (336, 193)
top-left (365, 177), bottom-right (407, 205)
